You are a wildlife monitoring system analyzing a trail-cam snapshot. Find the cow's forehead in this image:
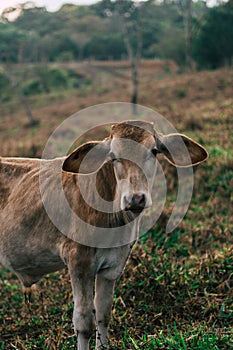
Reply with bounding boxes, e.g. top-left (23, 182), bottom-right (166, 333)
top-left (110, 121), bottom-right (155, 147)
